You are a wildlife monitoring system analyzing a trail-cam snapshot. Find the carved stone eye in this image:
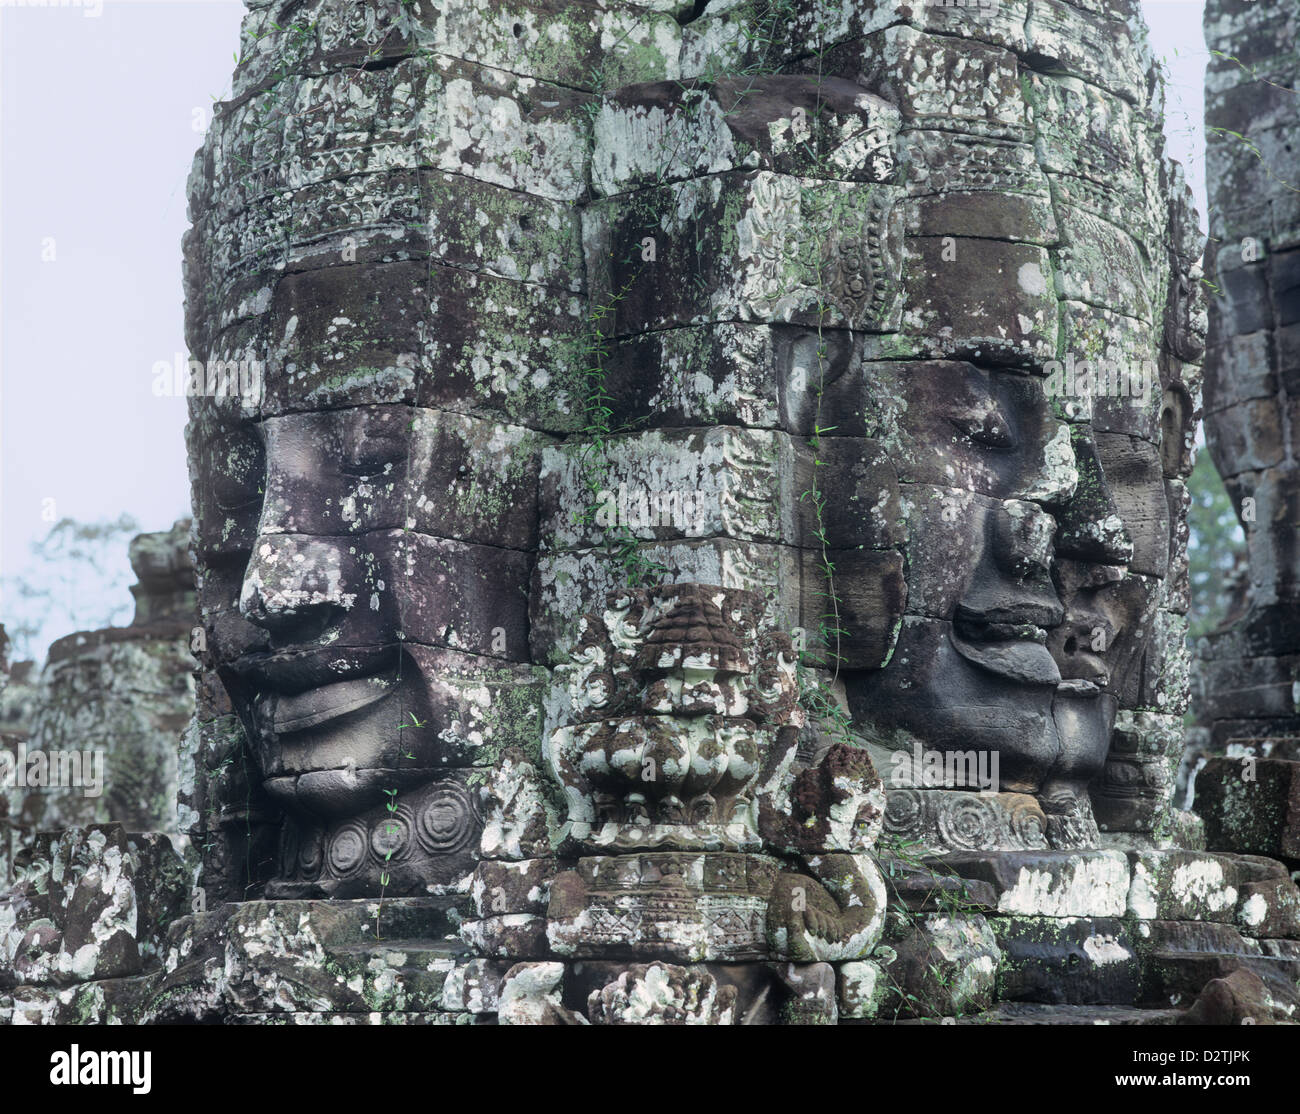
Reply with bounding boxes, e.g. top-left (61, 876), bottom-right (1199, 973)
top-left (950, 410), bottom-right (1014, 450)
top-left (340, 408), bottom-right (409, 477)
